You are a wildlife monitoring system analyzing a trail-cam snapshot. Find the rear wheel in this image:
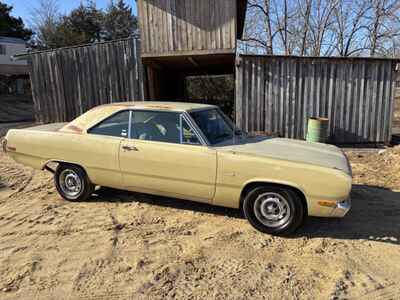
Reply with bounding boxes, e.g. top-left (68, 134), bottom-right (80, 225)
top-left (54, 164), bottom-right (94, 201)
top-left (243, 185), bottom-right (305, 236)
